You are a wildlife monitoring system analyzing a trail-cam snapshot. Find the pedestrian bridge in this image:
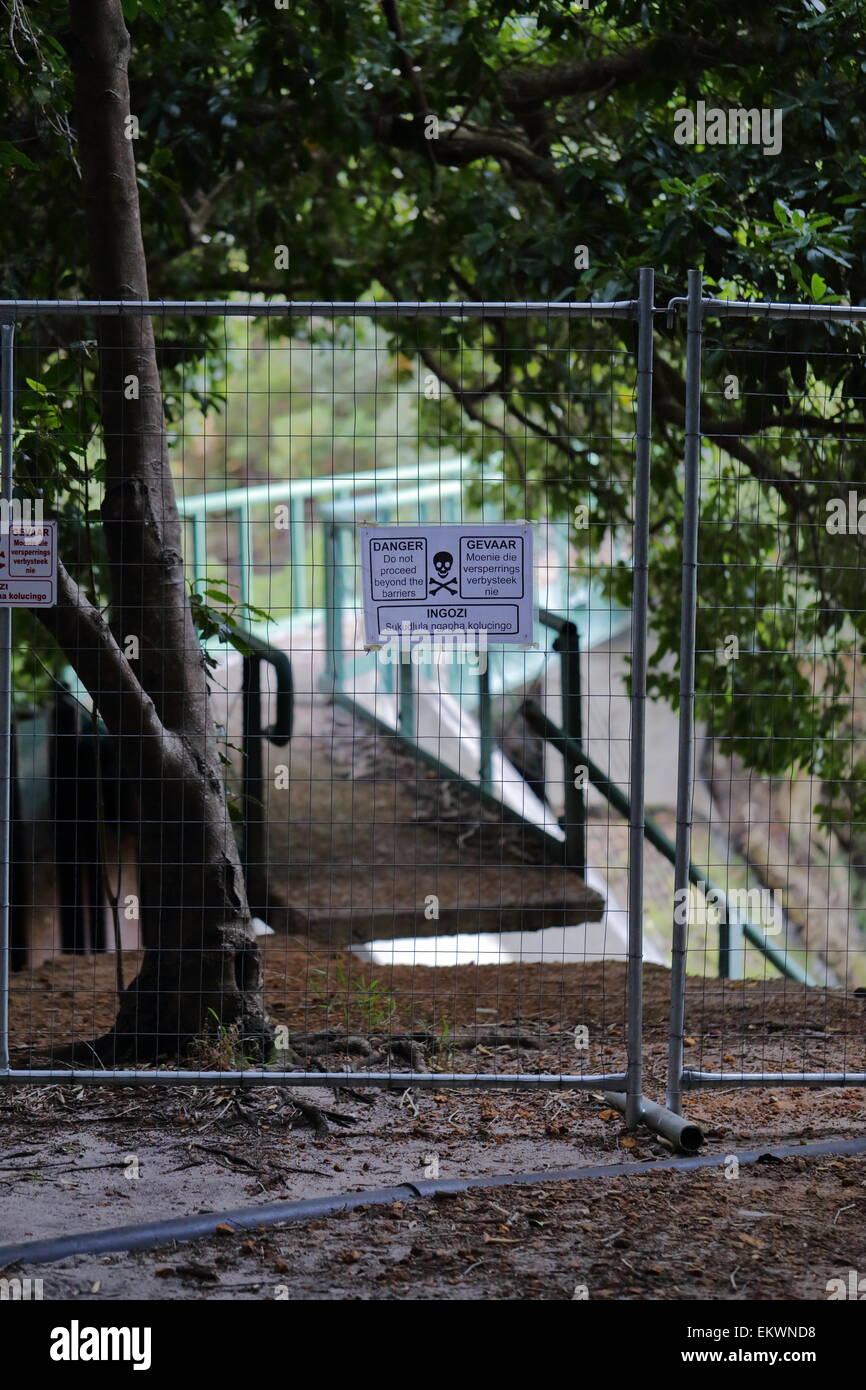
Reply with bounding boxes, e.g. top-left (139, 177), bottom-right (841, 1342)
top-left (178, 458), bottom-right (646, 968)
